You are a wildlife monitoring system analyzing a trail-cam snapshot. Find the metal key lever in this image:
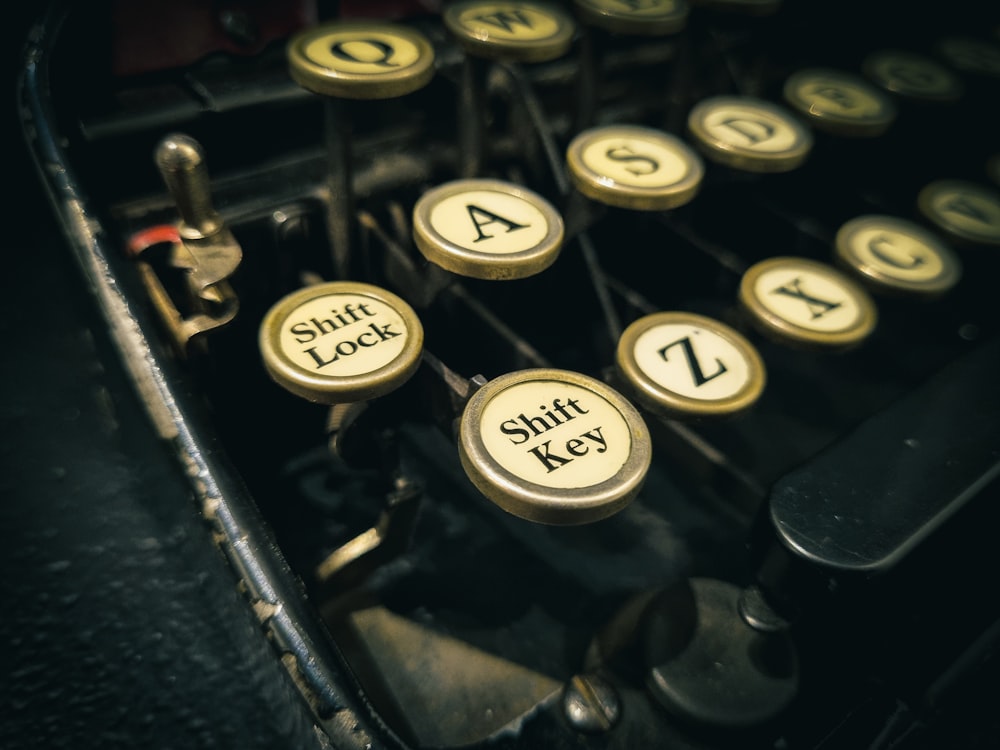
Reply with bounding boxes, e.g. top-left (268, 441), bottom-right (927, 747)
top-left (154, 133), bottom-right (243, 294)
top-left (128, 134), bottom-right (242, 355)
